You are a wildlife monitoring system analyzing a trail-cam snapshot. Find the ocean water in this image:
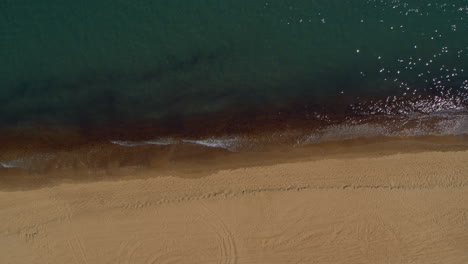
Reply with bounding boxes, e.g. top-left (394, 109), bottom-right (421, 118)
top-left (0, 1), bottom-right (467, 172)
